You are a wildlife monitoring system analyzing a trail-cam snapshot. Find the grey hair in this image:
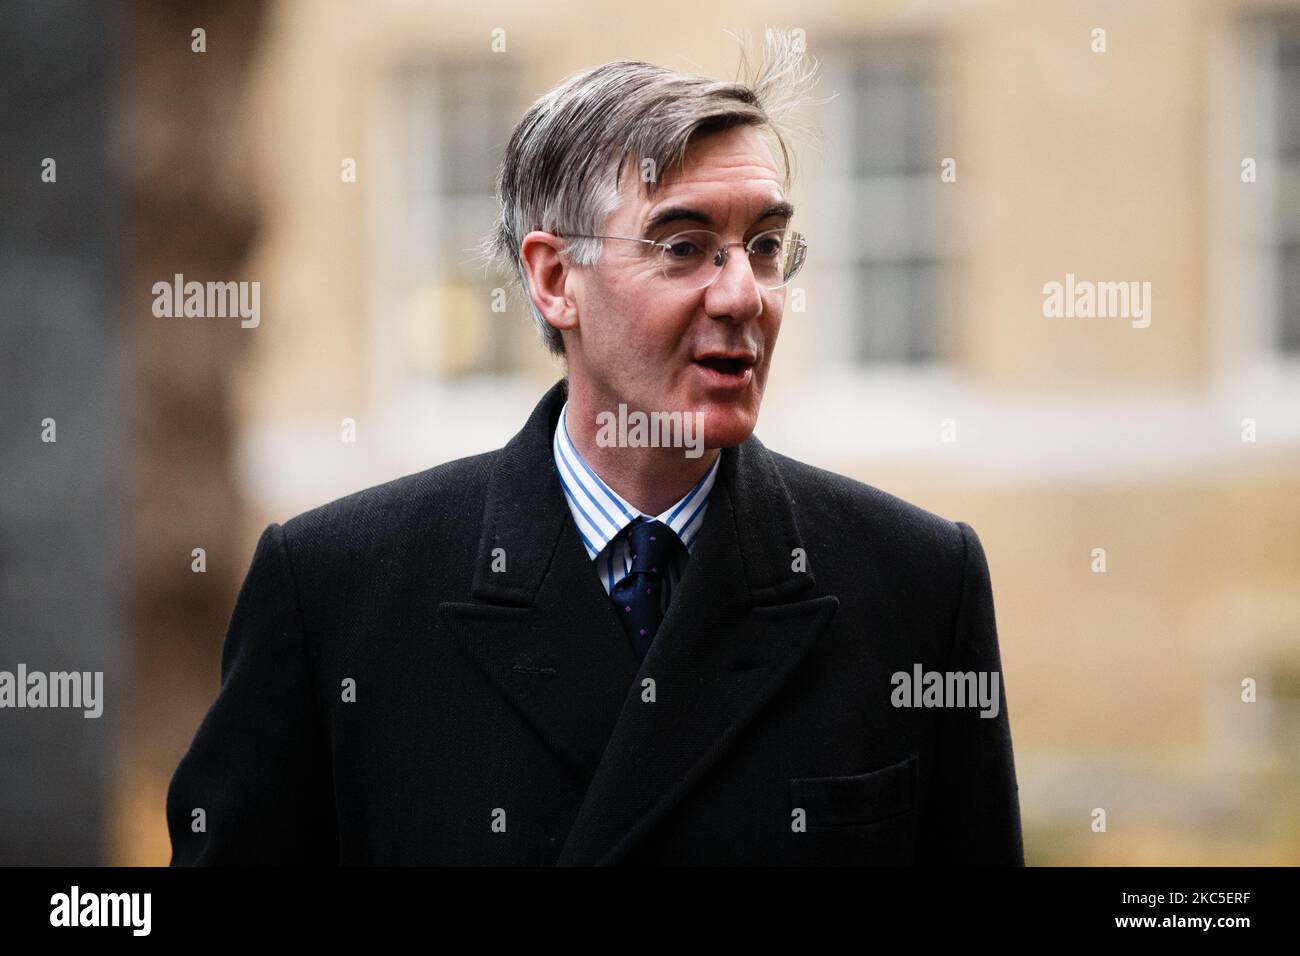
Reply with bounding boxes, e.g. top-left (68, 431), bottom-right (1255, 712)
top-left (477, 27), bottom-right (827, 357)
